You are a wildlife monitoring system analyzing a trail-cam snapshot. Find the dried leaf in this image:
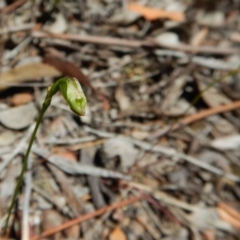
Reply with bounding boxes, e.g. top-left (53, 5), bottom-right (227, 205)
top-left (46, 14), bottom-right (67, 34)
top-left (217, 206), bottom-right (240, 228)
top-left (128, 3), bottom-right (185, 22)
top-left (0, 130), bottom-right (17, 146)
top-left (196, 74), bottom-right (231, 107)
top-left (51, 148), bottom-right (77, 162)
top-left (42, 210), bottom-right (64, 240)
top-left (196, 11), bottom-right (224, 27)
top-left (10, 93), bottom-right (33, 106)
top-left (100, 136), bottom-right (138, 171)
top-left (218, 202), bottom-right (240, 222)
top-left (109, 226), bottom-right (127, 240)
top-left (0, 63), bottom-right (60, 91)
top-left (161, 75), bottom-right (188, 115)
top-left (211, 134), bottom-right (240, 150)
top-left (191, 28), bottom-right (209, 46)
top-left (115, 87), bottom-right (131, 111)
top-left (0, 102), bottom-right (38, 130)
top-left (32, 146), bottom-right (130, 180)
top-left (188, 207), bottom-right (233, 231)
top-left (155, 32), bottom-right (180, 46)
